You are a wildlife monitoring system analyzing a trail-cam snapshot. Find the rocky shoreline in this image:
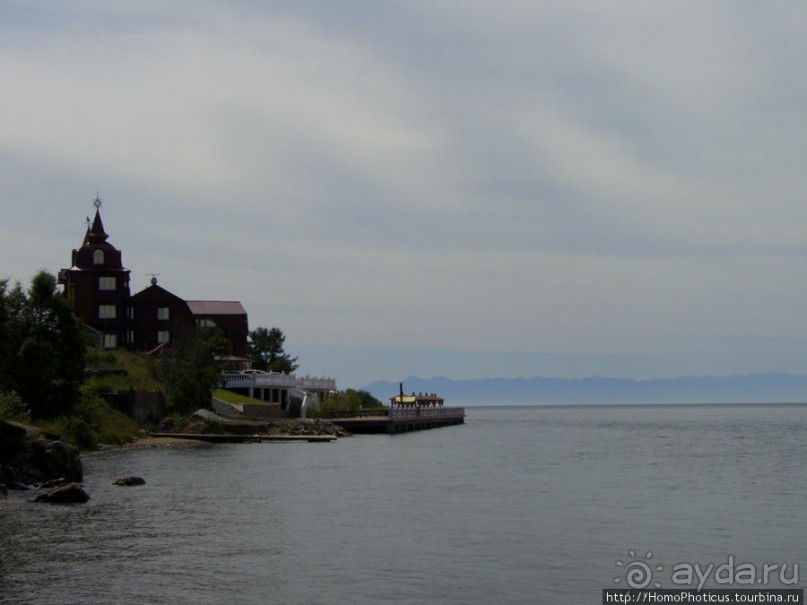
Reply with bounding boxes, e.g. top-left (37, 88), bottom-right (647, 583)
top-left (153, 416), bottom-right (351, 439)
top-left (2, 416), bottom-right (349, 504)
top-left (0, 419), bottom-right (85, 503)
